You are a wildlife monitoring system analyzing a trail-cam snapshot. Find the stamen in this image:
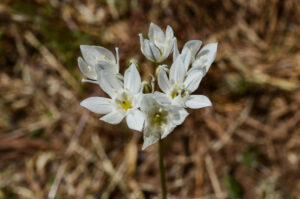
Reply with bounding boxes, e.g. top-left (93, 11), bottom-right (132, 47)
top-left (120, 99), bottom-right (132, 110)
top-left (81, 79), bottom-right (98, 84)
